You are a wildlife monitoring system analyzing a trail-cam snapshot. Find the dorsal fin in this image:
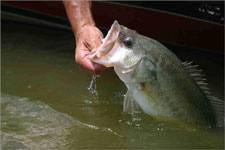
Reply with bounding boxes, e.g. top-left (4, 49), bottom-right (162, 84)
top-left (182, 61), bottom-right (210, 95)
top-left (207, 95), bottom-right (224, 126)
top-left (182, 61), bottom-right (224, 126)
